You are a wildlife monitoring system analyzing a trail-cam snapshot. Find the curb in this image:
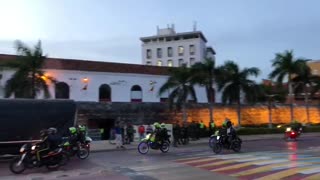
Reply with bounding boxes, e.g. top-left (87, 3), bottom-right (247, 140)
top-left (90, 134), bottom-right (320, 153)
